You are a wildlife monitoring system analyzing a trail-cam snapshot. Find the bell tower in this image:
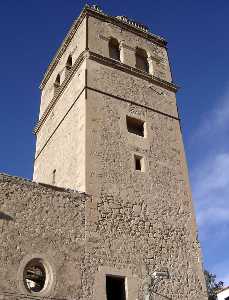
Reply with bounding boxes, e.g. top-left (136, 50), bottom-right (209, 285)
top-left (32, 6), bottom-right (207, 299)
top-left (33, 5), bottom-right (177, 196)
